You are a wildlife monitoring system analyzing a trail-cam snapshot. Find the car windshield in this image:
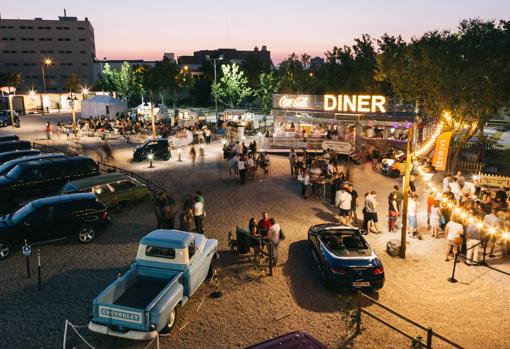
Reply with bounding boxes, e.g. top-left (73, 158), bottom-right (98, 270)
top-left (11, 202), bottom-right (34, 224)
top-left (4, 165), bottom-right (23, 180)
